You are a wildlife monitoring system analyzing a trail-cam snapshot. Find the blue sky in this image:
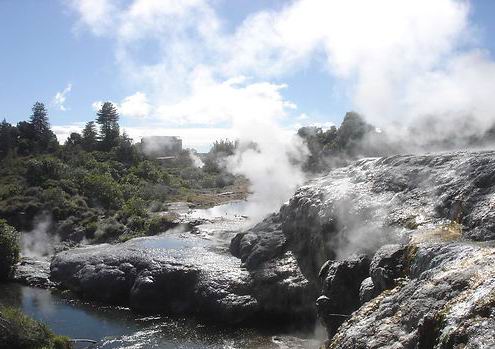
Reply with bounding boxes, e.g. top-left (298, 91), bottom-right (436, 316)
top-left (1, 0), bottom-right (495, 151)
